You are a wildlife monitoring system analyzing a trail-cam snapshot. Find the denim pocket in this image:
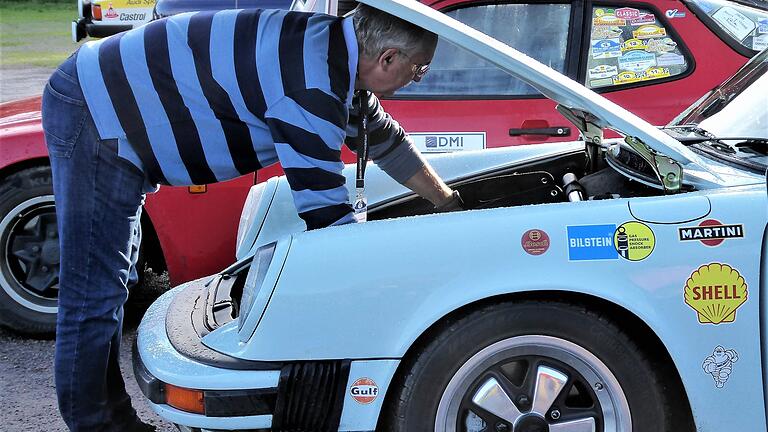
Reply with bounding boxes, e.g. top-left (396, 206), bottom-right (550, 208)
top-left (41, 72), bottom-right (87, 159)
